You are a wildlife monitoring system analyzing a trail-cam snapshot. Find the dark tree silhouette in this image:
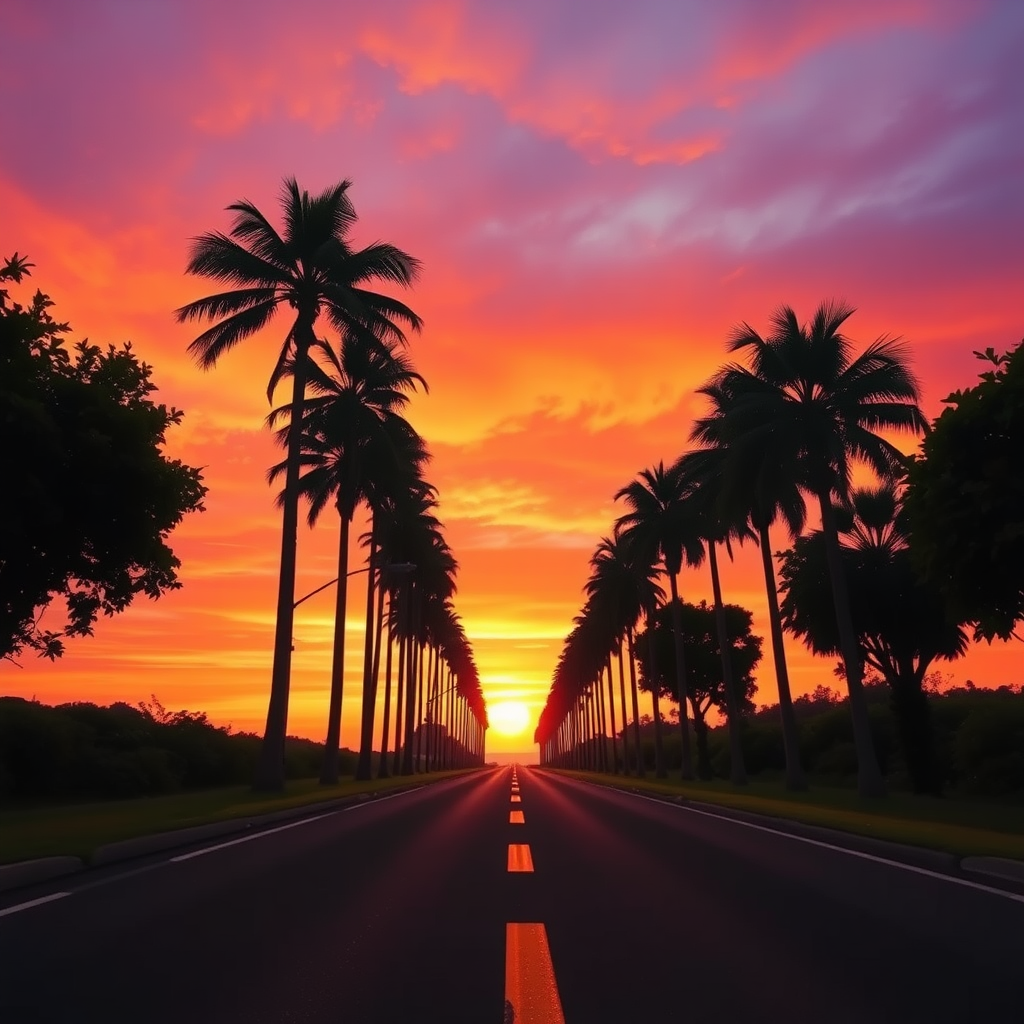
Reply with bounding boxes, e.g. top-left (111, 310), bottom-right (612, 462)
top-left (779, 484), bottom-right (968, 792)
top-left (1, 254), bottom-right (205, 660)
top-left (907, 342), bottom-right (1024, 643)
top-left (708, 301), bottom-right (926, 797)
top-left (637, 600), bottom-right (760, 779)
top-left (176, 179), bottom-right (421, 790)
top-left (616, 463), bottom-right (704, 780)
top-left (268, 336), bottom-right (426, 784)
